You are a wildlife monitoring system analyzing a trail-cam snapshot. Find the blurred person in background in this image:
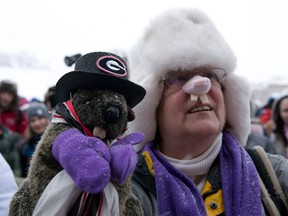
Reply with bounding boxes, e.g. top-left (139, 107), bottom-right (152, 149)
top-left (255, 96), bottom-right (275, 123)
top-left (246, 122), bottom-right (276, 154)
top-left (0, 80), bottom-right (28, 138)
top-left (270, 91), bottom-right (288, 158)
top-left (246, 100), bottom-right (276, 154)
top-left (0, 123), bottom-right (24, 177)
top-left (19, 102), bottom-right (50, 177)
top-left (255, 95), bottom-right (278, 137)
top-left (43, 85), bottom-right (57, 115)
